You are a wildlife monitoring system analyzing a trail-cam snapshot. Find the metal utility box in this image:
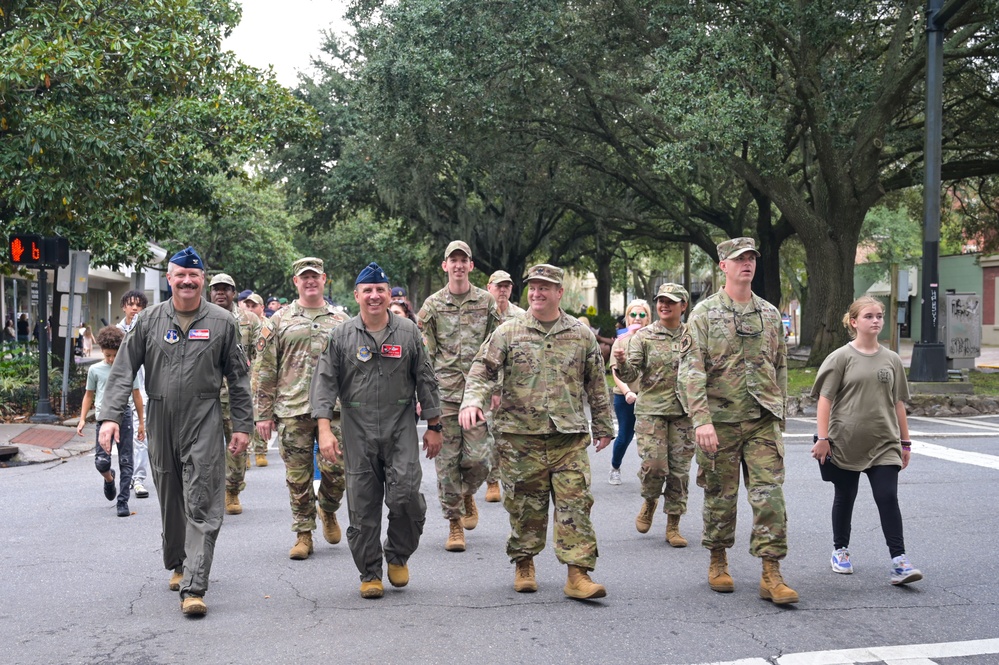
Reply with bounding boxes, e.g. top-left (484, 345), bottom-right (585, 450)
top-left (939, 292), bottom-right (981, 369)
